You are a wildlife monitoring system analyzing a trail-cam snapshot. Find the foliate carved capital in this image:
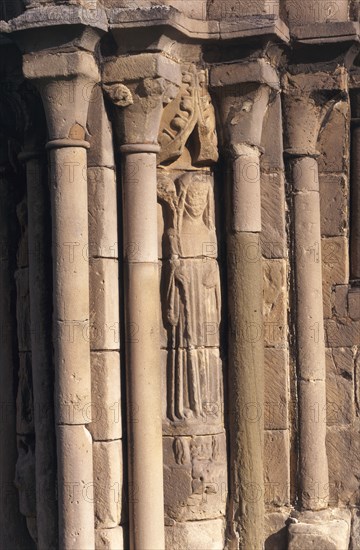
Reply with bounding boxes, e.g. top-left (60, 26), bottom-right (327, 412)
top-left (282, 69), bottom-right (348, 156)
top-left (23, 51), bottom-right (100, 141)
top-left (102, 53), bottom-right (182, 146)
top-left (210, 59), bottom-right (279, 150)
